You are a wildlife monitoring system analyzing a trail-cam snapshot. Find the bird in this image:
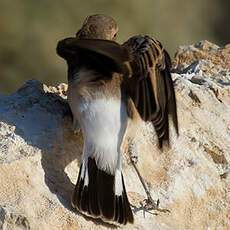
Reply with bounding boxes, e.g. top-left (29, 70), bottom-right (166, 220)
top-left (56, 14), bottom-right (178, 225)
